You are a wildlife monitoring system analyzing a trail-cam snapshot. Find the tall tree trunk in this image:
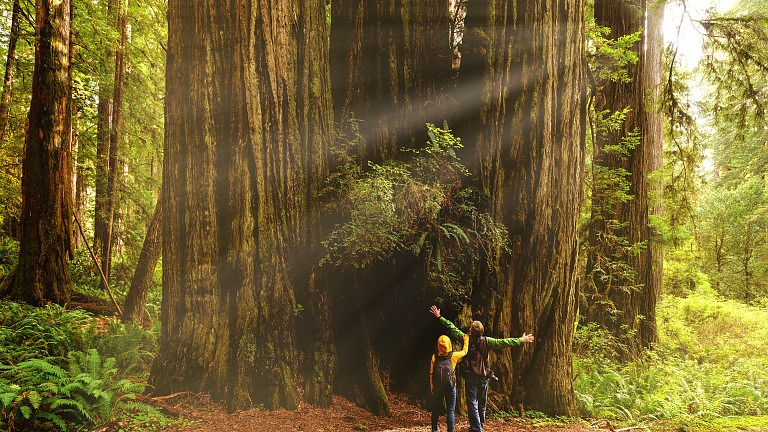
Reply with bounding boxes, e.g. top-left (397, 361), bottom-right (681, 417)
top-left (584, 0), bottom-right (662, 359)
top-left (150, 0), bottom-right (331, 411)
top-left (93, 0), bottom-right (120, 288)
top-left (0, 0), bottom-right (21, 144)
top-left (330, 0), bottom-right (453, 163)
top-left (457, 0), bottom-right (585, 415)
top-left (73, 103), bottom-right (85, 250)
top-left (122, 197), bottom-right (162, 324)
top-left (329, 0), bottom-right (454, 413)
top-left (102, 0), bottom-right (128, 284)
top-left (1, 0), bottom-right (73, 305)
top-left (640, 0), bottom-right (664, 349)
